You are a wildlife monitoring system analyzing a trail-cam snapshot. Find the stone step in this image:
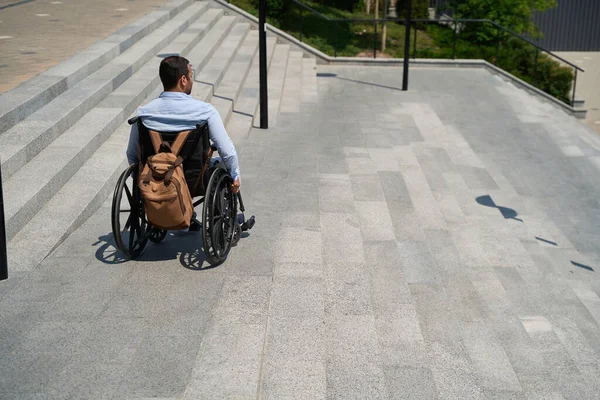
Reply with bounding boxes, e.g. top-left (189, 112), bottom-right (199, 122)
top-left (301, 57), bottom-right (318, 104)
top-left (261, 44), bottom-right (290, 128)
top-left (209, 30), bottom-right (260, 128)
top-left (233, 36), bottom-right (277, 118)
top-left (214, 29), bottom-right (260, 108)
top-left (226, 37), bottom-right (279, 145)
top-left (279, 51), bottom-right (304, 114)
top-left (3, 9), bottom-right (227, 242)
top-left (0, 1), bottom-right (210, 181)
top-left (0, 0), bottom-right (194, 135)
top-left (191, 23), bottom-right (251, 103)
